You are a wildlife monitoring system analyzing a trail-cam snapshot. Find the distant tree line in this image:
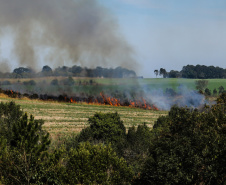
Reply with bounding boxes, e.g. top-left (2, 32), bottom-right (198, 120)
top-left (0, 65), bottom-right (136, 78)
top-left (154, 65), bottom-right (226, 79)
